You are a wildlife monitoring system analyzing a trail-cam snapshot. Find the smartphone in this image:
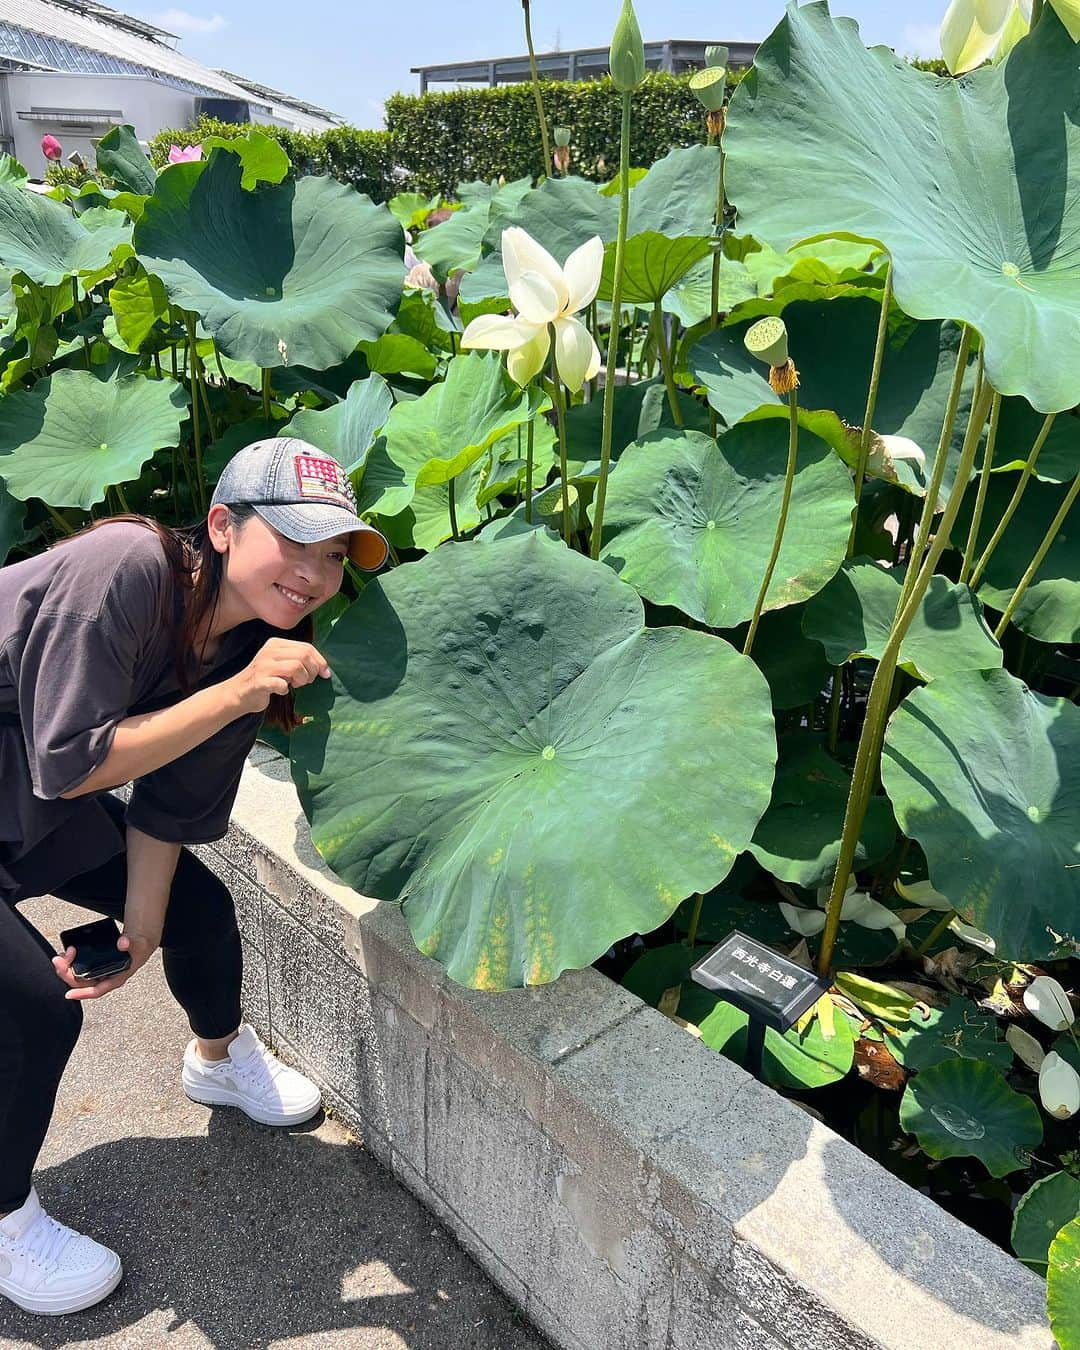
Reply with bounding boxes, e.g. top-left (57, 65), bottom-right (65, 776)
top-left (58, 916), bottom-right (132, 981)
